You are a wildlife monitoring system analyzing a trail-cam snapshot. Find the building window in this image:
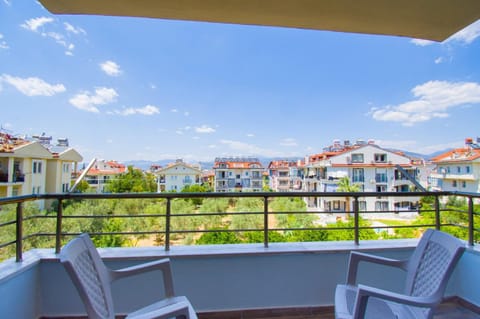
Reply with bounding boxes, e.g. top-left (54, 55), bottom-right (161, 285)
top-left (358, 201), bottom-right (367, 211)
top-left (466, 166), bottom-right (471, 173)
top-left (374, 153), bottom-right (387, 163)
top-left (457, 166), bottom-right (461, 173)
top-left (352, 168), bottom-right (364, 183)
top-left (462, 181), bottom-right (466, 188)
top-left (376, 185), bottom-right (387, 192)
top-left (33, 161), bottom-right (43, 174)
top-left (351, 154), bottom-right (364, 163)
top-left (452, 180), bottom-right (457, 187)
top-left (375, 201), bottom-right (389, 211)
